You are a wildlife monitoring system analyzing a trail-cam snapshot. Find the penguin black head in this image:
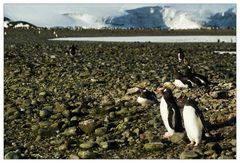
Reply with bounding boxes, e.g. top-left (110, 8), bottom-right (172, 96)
top-left (162, 88), bottom-right (174, 99)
